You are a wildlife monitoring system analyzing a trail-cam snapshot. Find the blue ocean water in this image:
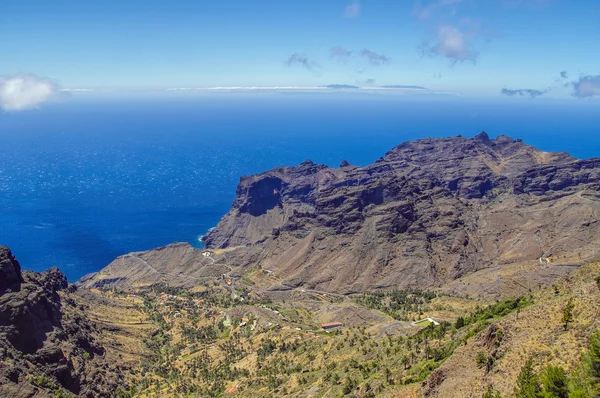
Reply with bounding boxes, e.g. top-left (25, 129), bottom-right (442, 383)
top-left (1, 93), bottom-right (599, 281)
